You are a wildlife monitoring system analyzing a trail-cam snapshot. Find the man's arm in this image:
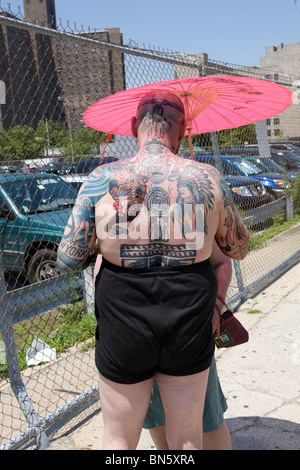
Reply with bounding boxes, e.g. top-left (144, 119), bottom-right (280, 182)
top-left (57, 165), bottom-right (113, 272)
top-left (210, 240), bottom-right (233, 337)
